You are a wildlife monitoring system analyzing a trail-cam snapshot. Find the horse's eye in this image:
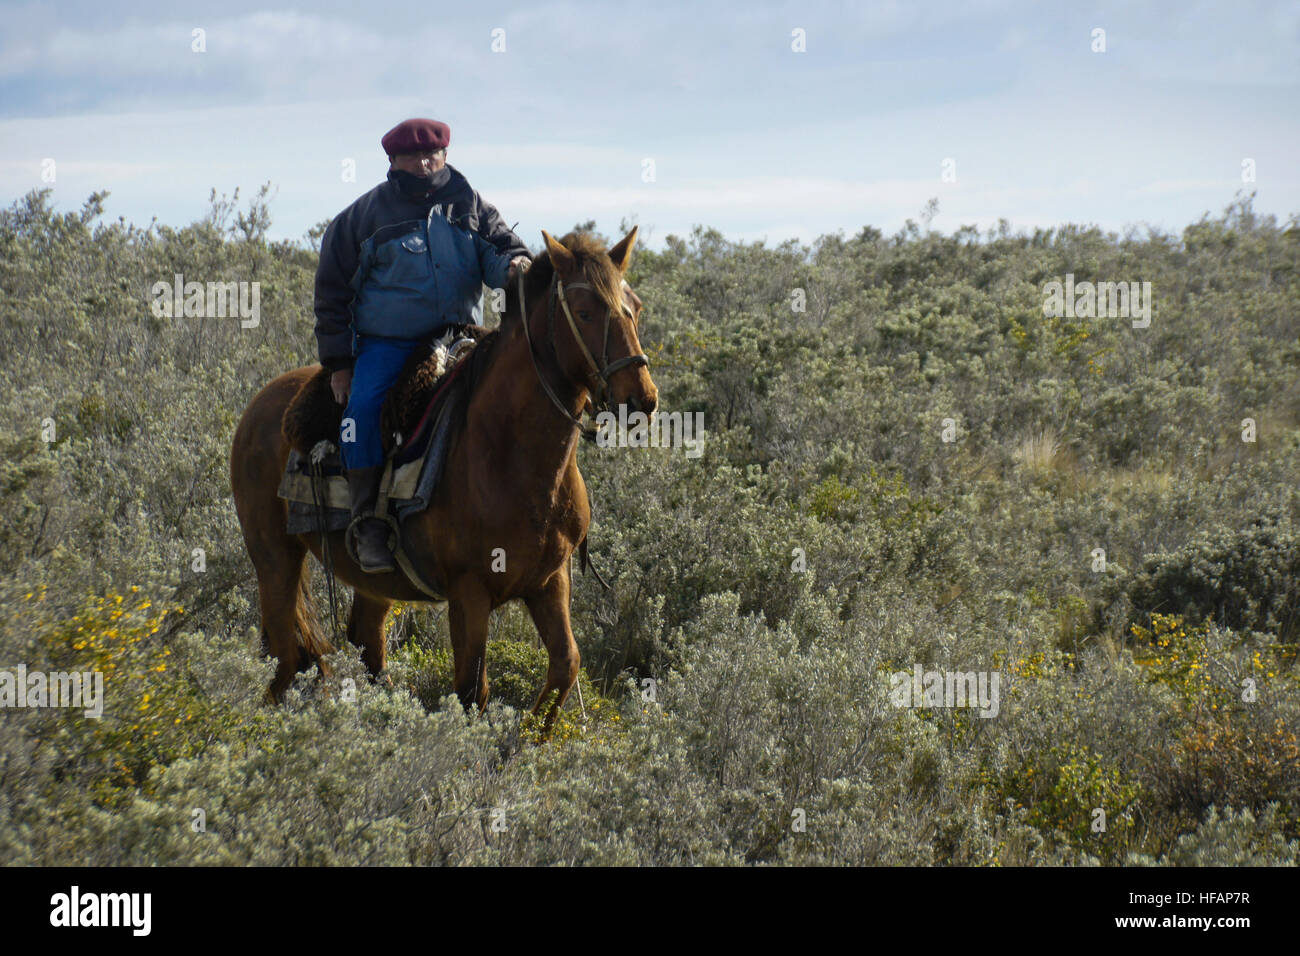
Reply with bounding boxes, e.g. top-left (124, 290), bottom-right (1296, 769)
top-left (578, 310), bottom-right (592, 322)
